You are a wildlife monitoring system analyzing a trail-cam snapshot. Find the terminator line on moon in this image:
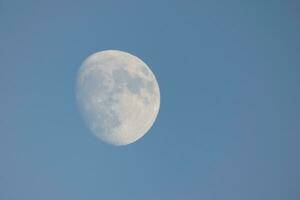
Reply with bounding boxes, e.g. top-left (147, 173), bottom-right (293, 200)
top-left (76, 50), bottom-right (160, 146)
